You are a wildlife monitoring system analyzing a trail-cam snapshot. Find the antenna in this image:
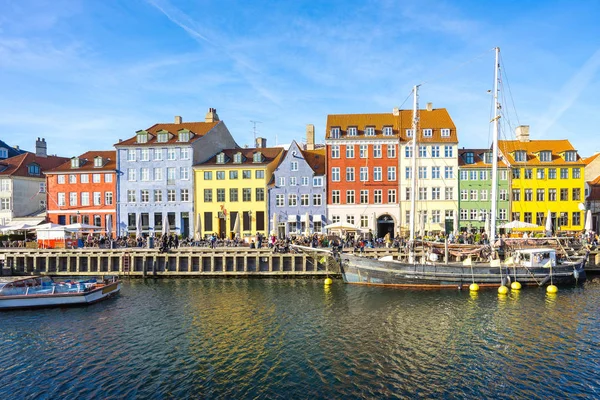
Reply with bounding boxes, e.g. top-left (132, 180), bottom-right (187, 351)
top-left (250, 120), bottom-right (262, 144)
